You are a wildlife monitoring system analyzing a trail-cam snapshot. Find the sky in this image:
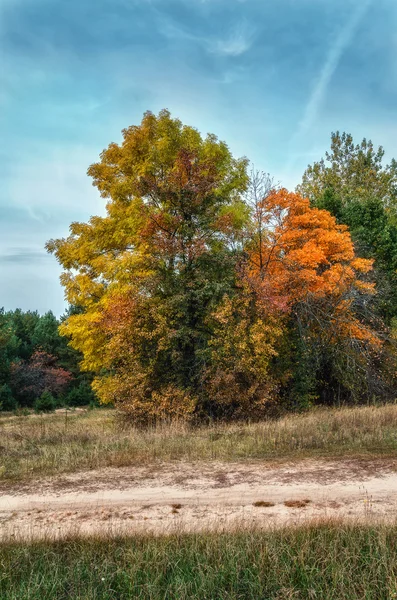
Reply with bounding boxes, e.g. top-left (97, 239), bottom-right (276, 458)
top-left (1, 0), bottom-right (396, 316)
